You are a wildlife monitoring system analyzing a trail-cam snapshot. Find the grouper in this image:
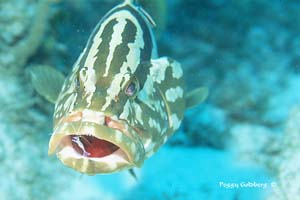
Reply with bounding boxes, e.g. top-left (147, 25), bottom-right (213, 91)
top-left (29, 0), bottom-right (208, 175)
